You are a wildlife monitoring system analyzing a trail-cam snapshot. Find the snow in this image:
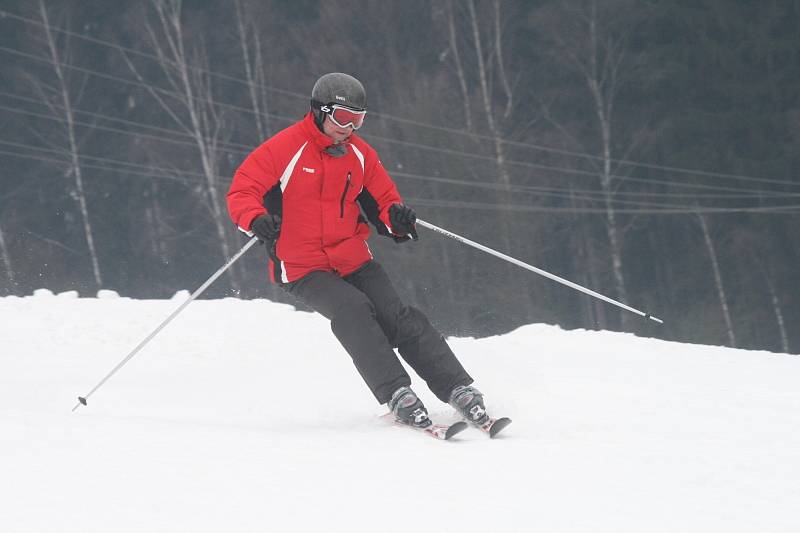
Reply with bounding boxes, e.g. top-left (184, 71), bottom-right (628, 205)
top-left (2, 292), bottom-right (799, 532)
